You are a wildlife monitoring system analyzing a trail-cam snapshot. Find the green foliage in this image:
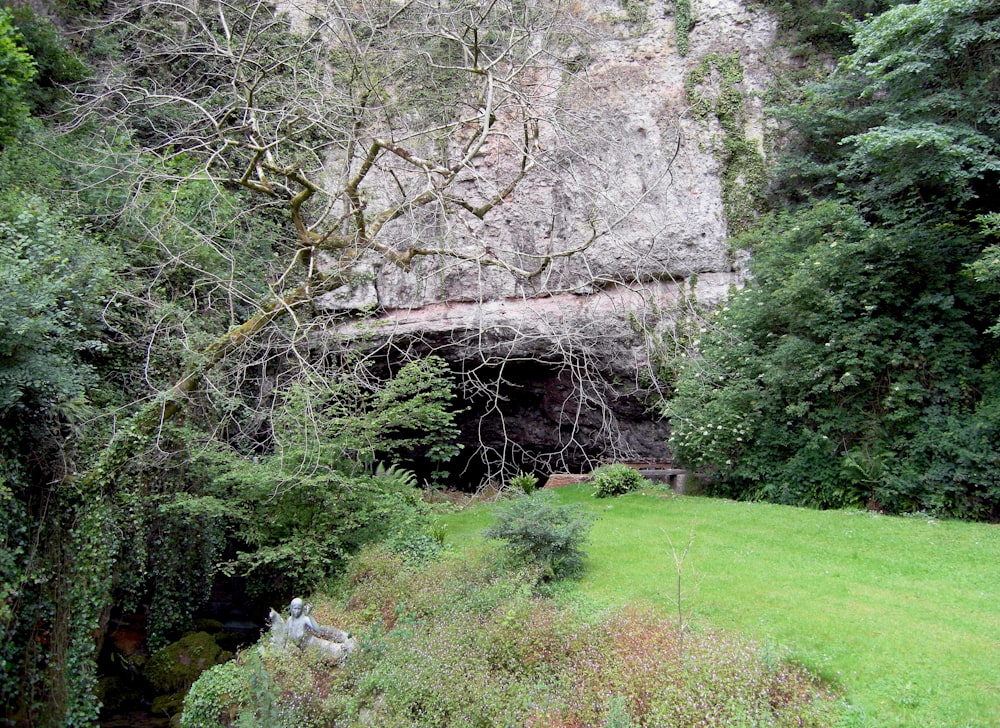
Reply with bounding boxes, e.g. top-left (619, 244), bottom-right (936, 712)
top-left (268, 356), bottom-right (462, 466)
top-left (485, 491), bottom-right (595, 580)
top-left (0, 194), bottom-right (112, 418)
top-left (182, 657), bottom-right (254, 728)
top-left (5, 5), bottom-right (88, 114)
top-left (205, 462), bottom-right (430, 596)
top-left (177, 356), bottom-right (461, 596)
top-left (0, 8), bottom-right (35, 144)
top-left (181, 545), bottom-right (844, 727)
top-left (967, 213), bottom-right (1000, 334)
top-left (839, 444), bottom-right (893, 507)
top-left (672, 0), bottom-right (695, 56)
top-left (0, 123), bottom-right (281, 722)
top-left (509, 471), bottom-right (539, 494)
top-left (0, 184), bottom-right (121, 723)
top-left (373, 462), bottom-right (418, 490)
top-left (753, 0), bottom-right (894, 55)
top-left (54, 0), bottom-right (106, 16)
top-left (591, 463), bottom-right (649, 498)
top-left (61, 496), bottom-right (119, 726)
top-left (0, 454), bottom-right (52, 720)
top-left (668, 199), bottom-right (1000, 514)
top-left (604, 696), bottom-right (637, 728)
top-left (774, 0), bottom-right (1000, 223)
top-left (667, 0), bottom-right (1000, 519)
